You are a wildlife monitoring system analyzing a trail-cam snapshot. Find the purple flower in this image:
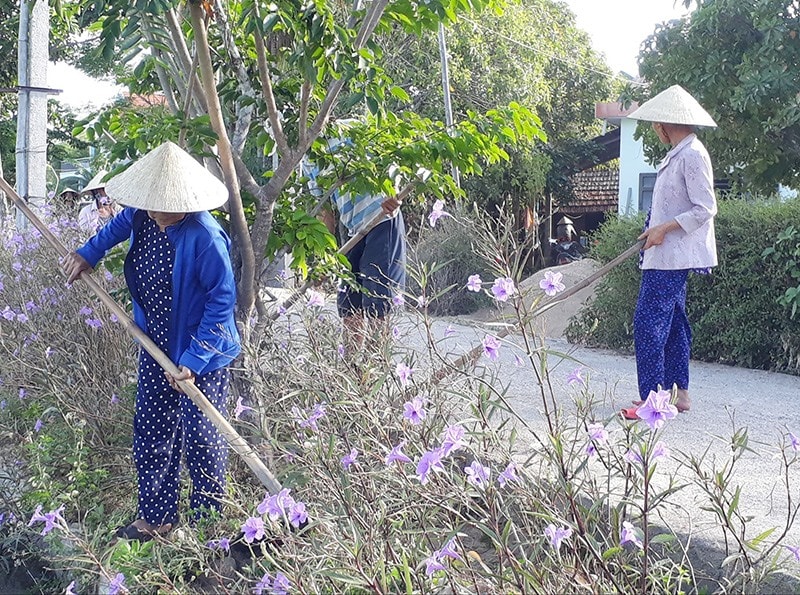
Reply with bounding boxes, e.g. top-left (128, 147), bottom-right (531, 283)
top-left (498, 462), bottom-right (520, 487)
top-left (271, 572), bottom-right (291, 595)
top-left (288, 502), bottom-right (308, 528)
top-left (110, 313), bottom-right (119, 323)
top-left (544, 523), bottom-right (572, 551)
top-left (482, 335), bottom-right (501, 361)
top-left (587, 423), bottom-right (608, 445)
top-left (241, 516), bottom-right (266, 543)
top-left (337, 343), bottom-right (345, 358)
top-left (620, 521), bottom-right (643, 548)
top-left (85, 318), bottom-right (103, 329)
top-left (444, 325), bottom-right (456, 337)
top-left (254, 573), bottom-right (272, 595)
top-left (257, 488), bottom-right (295, 521)
top-left (341, 448), bottom-right (358, 469)
top-left (277, 305), bottom-right (287, 316)
top-left (392, 326), bottom-right (401, 339)
top-left (566, 367), bottom-right (585, 387)
top-left (466, 274), bottom-right (483, 292)
top-left (65, 580), bottom-right (77, 595)
top-left (624, 449), bottom-right (643, 465)
top-left (785, 545), bottom-right (800, 562)
top-left (110, 393), bottom-right (119, 405)
top-left (207, 537), bottom-right (231, 551)
top-left (45, 347), bottom-right (54, 358)
top-left (385, 442), bottom-right (412, 465)
top-left (392, 294), bottom-right (405, 307)
top-left (424, 552), bottom-right (446, 576)
top-left (306, 290), bottom-right (325, 308)
top-left (491, 277), bottom-right (516, 302)
top-left (636, 389), bottom-right (678, 431)
top-left (234, 397), bottom-right (255, 420)
top-left (440, 425), bottom-right (466, 457)
top-left (12, 261), bottom-right (22, 272)
top-left (416, 449), bottom-right (445, 484)
top-left (28, 504), bottom-right (65, 536)
top-left (651, 441), bottom-right (671, 462)
top-left (395, 362), bottom-right (413, 387)
top-left (108, 572), bottom-right (126, 595)
top-left (513, 354), bottom-right (525, 367)
top-left (585, 442), bottom-right (598, 458)
top-left (16, 313), bottom-right (29, 323)
top-left (403, 397), bottom-right (427, 425)
top-left (789, 431), bottom-right (800, 452)
top-left (0, 400), bottom-right (6, 410)
top-left (428, 200), bottom-right (450, 227)
top-left (464, 460), bottom-right (491, 489)
top-left (416, 295), bottom-right (427, 308)
top-left (34, 419), bottom-right (43, 433)
top-left (539, 270), bottom-right (566, 296)
top-left (438, 536), bottom-right (462, 561)
top-left (104, 270), bottom-right (114, 281)
top-left (292, 403), bottom-right (326, 432)
top-left (78, 305), bottom-right (93, 316)
top-left (1, 307), bottom-right (15, 321)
